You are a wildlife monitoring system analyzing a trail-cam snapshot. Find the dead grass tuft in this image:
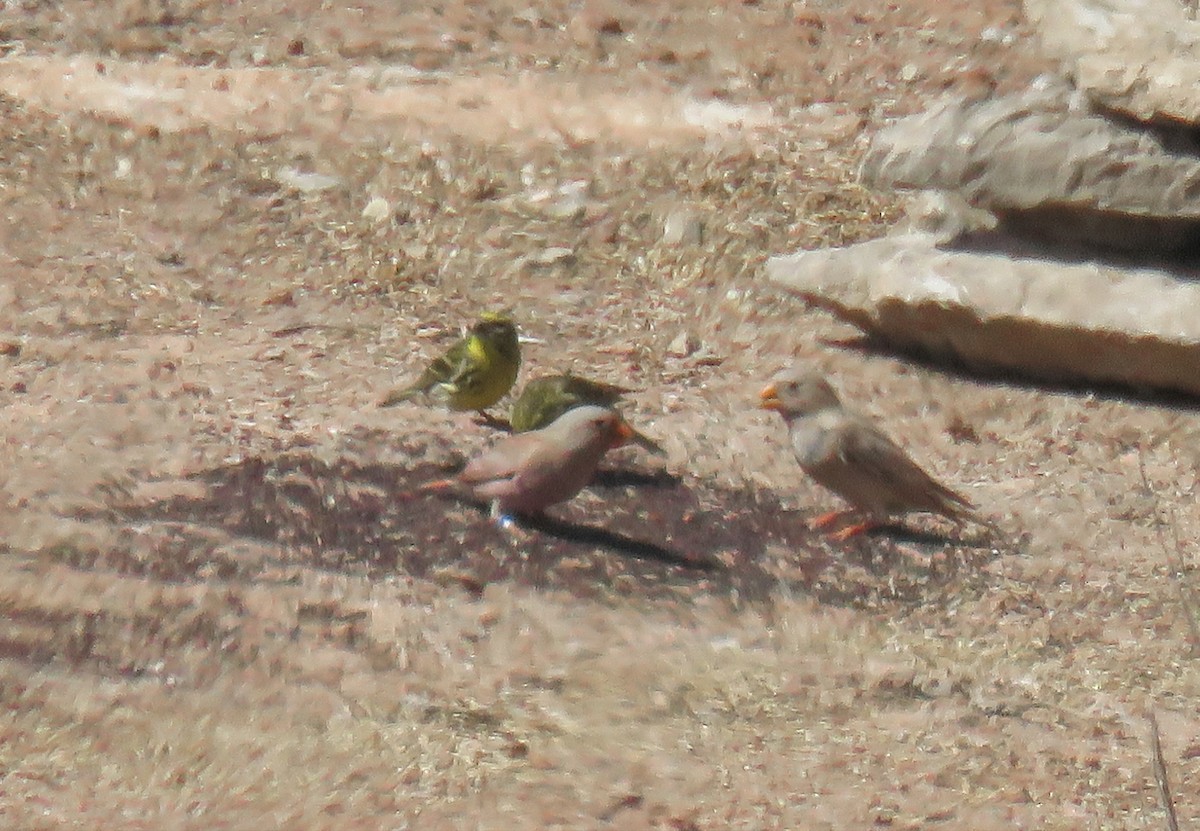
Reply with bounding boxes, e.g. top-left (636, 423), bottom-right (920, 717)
top-left (2, 0), bottom-right (1198, 827)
